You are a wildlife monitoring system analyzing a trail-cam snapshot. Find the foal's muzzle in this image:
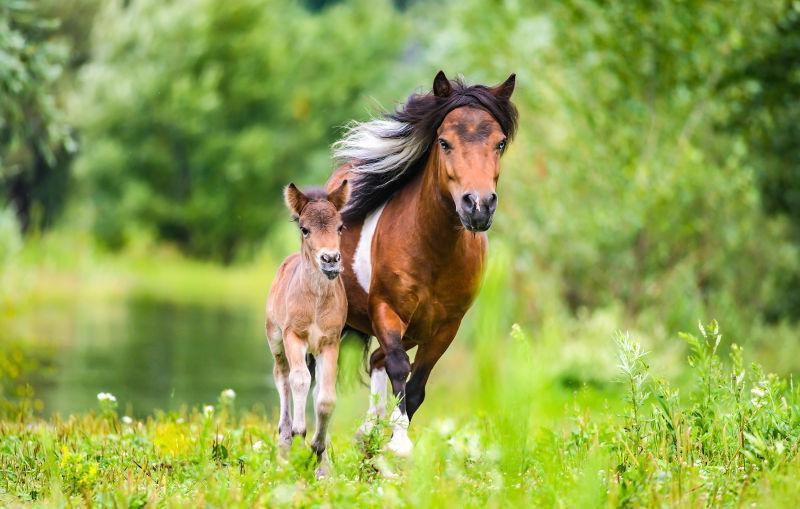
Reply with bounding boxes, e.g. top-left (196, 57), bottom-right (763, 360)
top-left (319, 251), bottom-right (342, 280)
top-left (459, 191), bottom-right (498, 232)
